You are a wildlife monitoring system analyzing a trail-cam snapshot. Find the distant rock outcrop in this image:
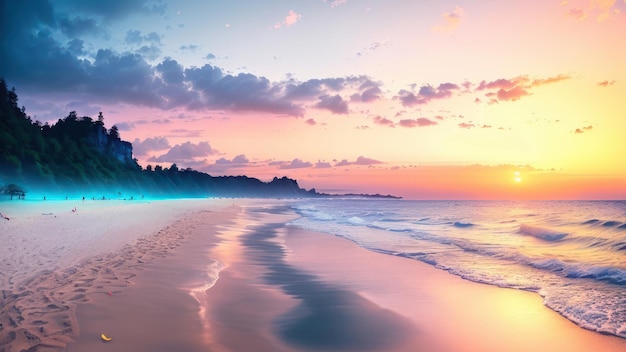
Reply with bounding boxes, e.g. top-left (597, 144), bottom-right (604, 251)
top-left (87, 125), bottom-right (134, 165)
